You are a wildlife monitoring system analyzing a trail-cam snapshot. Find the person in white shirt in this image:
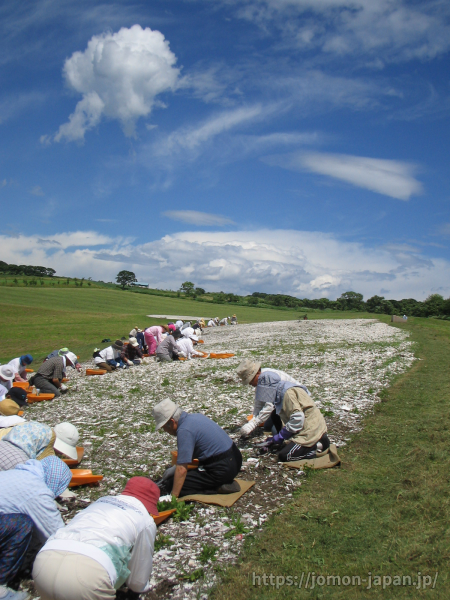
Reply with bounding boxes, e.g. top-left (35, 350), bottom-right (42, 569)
top-left (93, 341), bottom-right (126, 371)
top-left (175, 320), bottom-right (183, 329)
top-left (7, 355), bottom-right (33, 383)
top-left (207, 319), bottom-right (216, 327)
top-left (176, 333), bottom-right (203, 360)
top-left (32, 477), bottom-right (159, 600)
